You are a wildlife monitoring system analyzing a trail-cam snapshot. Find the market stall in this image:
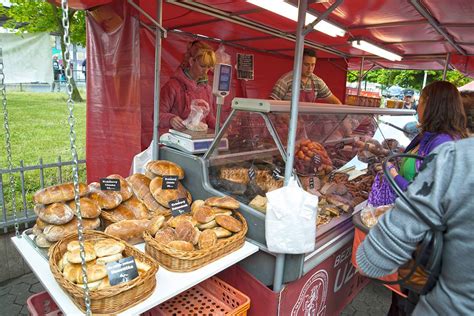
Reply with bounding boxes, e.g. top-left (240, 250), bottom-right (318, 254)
top-left (6, 0), bottom-right (474, 315)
